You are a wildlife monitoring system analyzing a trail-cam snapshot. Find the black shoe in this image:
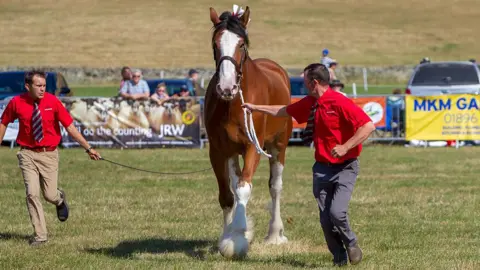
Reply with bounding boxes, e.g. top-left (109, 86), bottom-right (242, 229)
top-left (333, 252), bottom-right (348, 267)
top-left (29, 239), bottom-right (47, 246)
top-left (56, 189), bottom-right (69, 222)
top-left (347, 243), bottom-right (363, 265)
